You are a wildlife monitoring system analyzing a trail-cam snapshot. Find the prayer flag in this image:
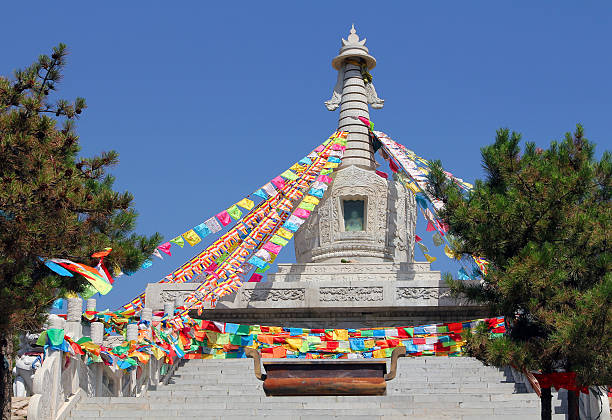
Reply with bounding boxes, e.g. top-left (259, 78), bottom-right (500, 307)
top-left (183, 229), bottom-right (202, 246)
top-left (204, 217), bottom-right (222, 234)
top-left (262, 183), bottom-right (277, 197)
top-left (236, 198), bottom-right (255, 210)
top-left (152, 249), bottom-right (164, 259)
top-left (227, 205), bottom-right (242, 220)
top-left (432, 233), bottom-right (444, 247)
top-left (298, 201), bottom-right (316, 211)
top-left (158, 242), bottom-right (172, 256)
top-left (280, 170), bottom-right (298, 181)
top-left (193, 222), bottom-right (211, 239)
top-left (254, 189), bottom-right (267, 199)
top-left (170, 236), bottom-right (185, 248)
top-left (216, 211), bottom-right (231, 226)
top-left (248, 273), bottom-right (263, 282)
top-left (44, 260), bottom-right (74, 277)
top-left (302, 196), bottom-right (320, 205)
top-left (271, 176), bottom-right (285, 189)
